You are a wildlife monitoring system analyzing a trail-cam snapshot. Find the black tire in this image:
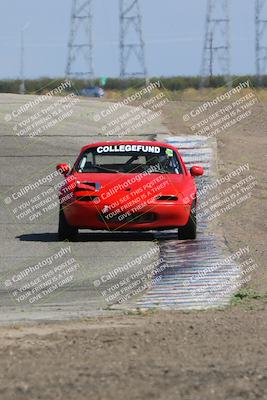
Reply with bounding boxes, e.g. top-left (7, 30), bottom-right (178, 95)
top-left (58, 207), bottom-right (78, 241)
top-left (178, 202), bottom-right (197, 240)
